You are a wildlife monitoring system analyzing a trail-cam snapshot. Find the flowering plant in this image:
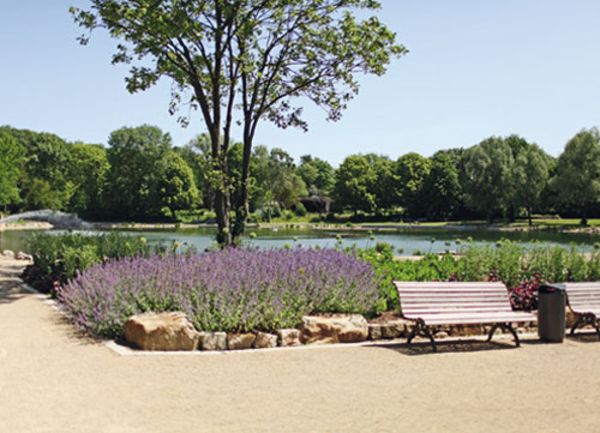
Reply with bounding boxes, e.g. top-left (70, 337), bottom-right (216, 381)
top-left (58, 248), bottom-right (379, 338)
